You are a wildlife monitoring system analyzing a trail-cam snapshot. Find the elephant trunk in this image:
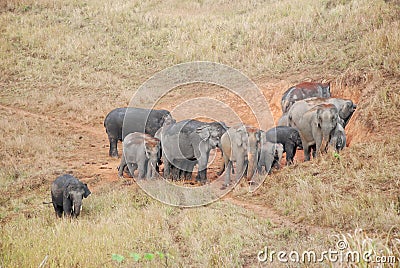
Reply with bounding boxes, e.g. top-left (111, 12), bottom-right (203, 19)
top-left (320, 131), bottom-right (331, 154)
top-left (73, 200), bottom-right (82, 217)
top-left (147, 159), bottom-right (158, 179)
top-left (246, 151), bottom-right (258, 181)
